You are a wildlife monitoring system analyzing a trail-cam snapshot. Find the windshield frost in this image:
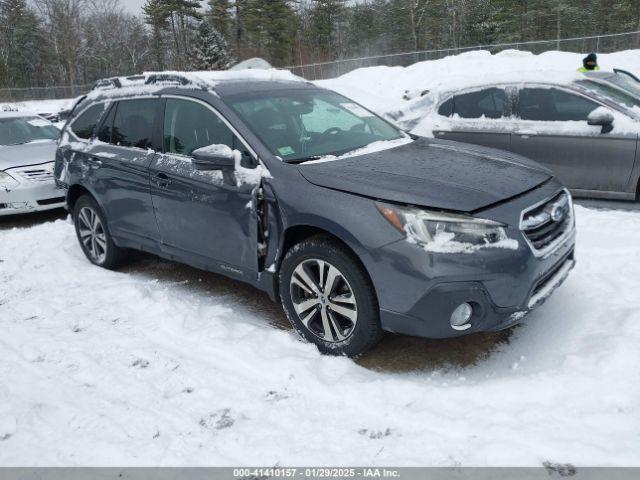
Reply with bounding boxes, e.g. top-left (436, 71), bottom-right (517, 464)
top-left (0, 117), bottom-right (60, 146)
top-left (230, 90), bottom-right (402, 162)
